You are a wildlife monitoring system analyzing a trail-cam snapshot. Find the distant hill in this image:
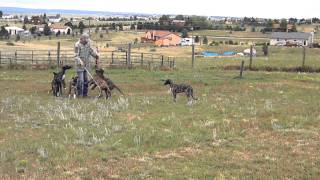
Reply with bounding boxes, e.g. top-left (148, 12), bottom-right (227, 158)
top-left (0, 6), bottom-right (154, 17)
